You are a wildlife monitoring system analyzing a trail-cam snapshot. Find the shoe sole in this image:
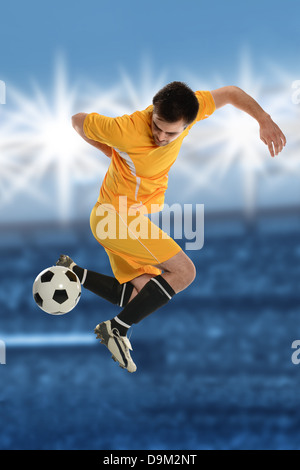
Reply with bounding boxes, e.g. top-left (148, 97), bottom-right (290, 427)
top-left (94, 323), bottom-right (135, 372)
top-left (56, 255), bottom-right (73, 269)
